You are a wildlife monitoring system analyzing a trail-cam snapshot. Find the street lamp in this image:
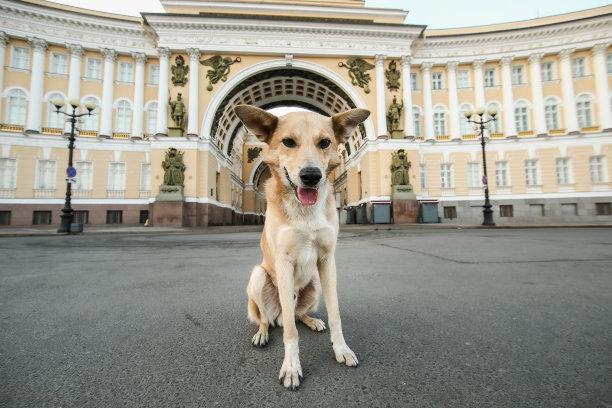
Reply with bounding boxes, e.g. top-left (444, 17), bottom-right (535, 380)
top-left (464, 106), bottom-right (497, 226)
top-left (52, 97), bottom-right (96, 233)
